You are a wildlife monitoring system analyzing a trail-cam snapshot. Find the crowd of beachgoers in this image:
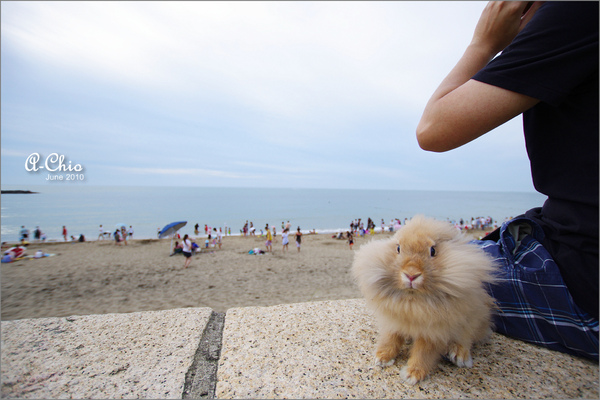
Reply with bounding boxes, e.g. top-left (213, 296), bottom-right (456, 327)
top-left (4, 214), bottom-right (506, 248)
